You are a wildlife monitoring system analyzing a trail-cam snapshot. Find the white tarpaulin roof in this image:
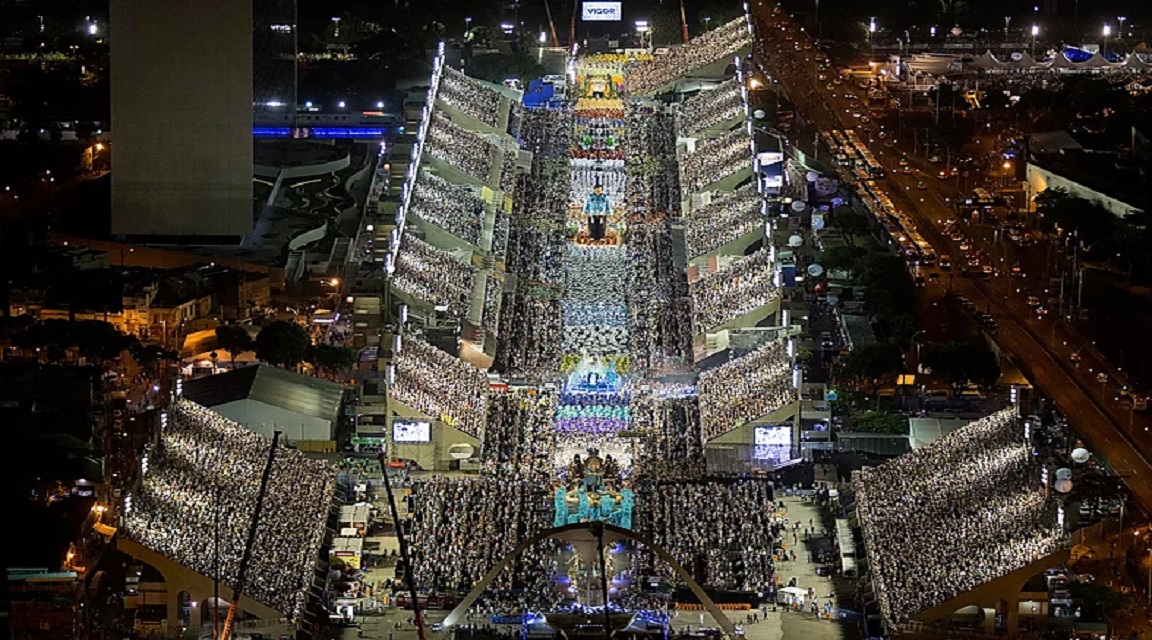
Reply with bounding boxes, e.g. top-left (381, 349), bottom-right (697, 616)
top-left (969, 51), bottom-right (1007, 69)
top-left (1082, 52), bottom-right (1114, 68)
